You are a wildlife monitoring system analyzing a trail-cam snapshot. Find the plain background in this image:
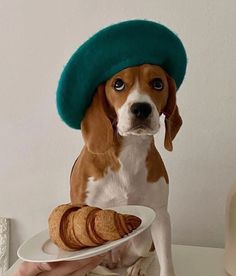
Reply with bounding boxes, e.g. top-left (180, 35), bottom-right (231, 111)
top-left (0, 0), bottom-right (236, 266)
